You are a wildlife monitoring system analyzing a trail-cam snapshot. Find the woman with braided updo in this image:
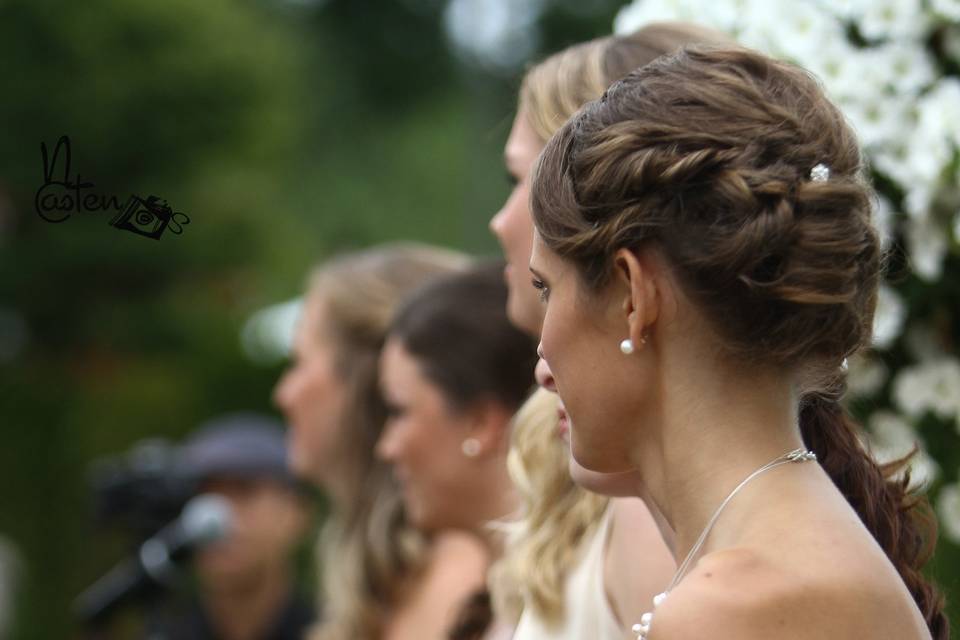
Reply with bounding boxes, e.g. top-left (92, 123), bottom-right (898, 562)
top-left (488, 23), bottom-right (731, 640)
top-left (529, 46), bottom-right (948, 639)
